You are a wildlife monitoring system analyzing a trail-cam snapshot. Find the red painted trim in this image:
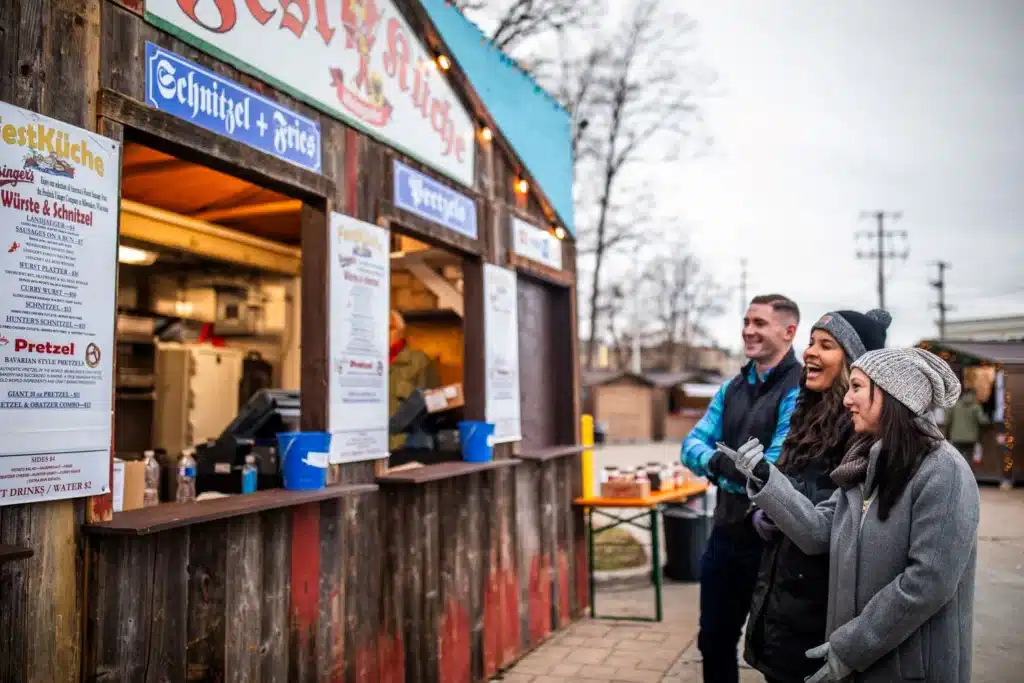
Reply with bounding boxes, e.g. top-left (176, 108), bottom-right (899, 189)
top-left (527, 553), bottom-right (551, 644)
top-left (501, 567), bottom-right (520, 666)
top-left (378, 630), bottom-right (405, 683)
top-left (439, 598), bottom-right (471, 683)
top-left (290, 503), bottom-right (321, 654)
